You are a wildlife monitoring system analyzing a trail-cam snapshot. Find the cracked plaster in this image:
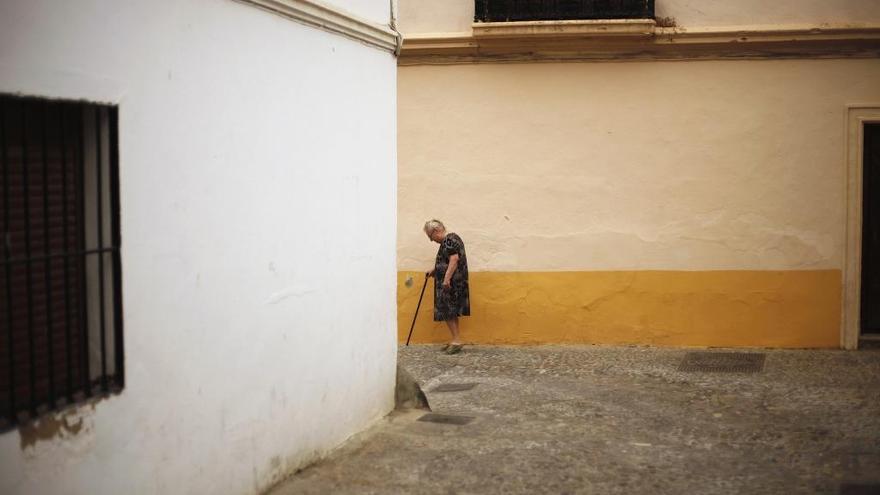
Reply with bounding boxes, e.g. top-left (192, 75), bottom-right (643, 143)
top-left (398, 59), bottom-right (880, 273)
